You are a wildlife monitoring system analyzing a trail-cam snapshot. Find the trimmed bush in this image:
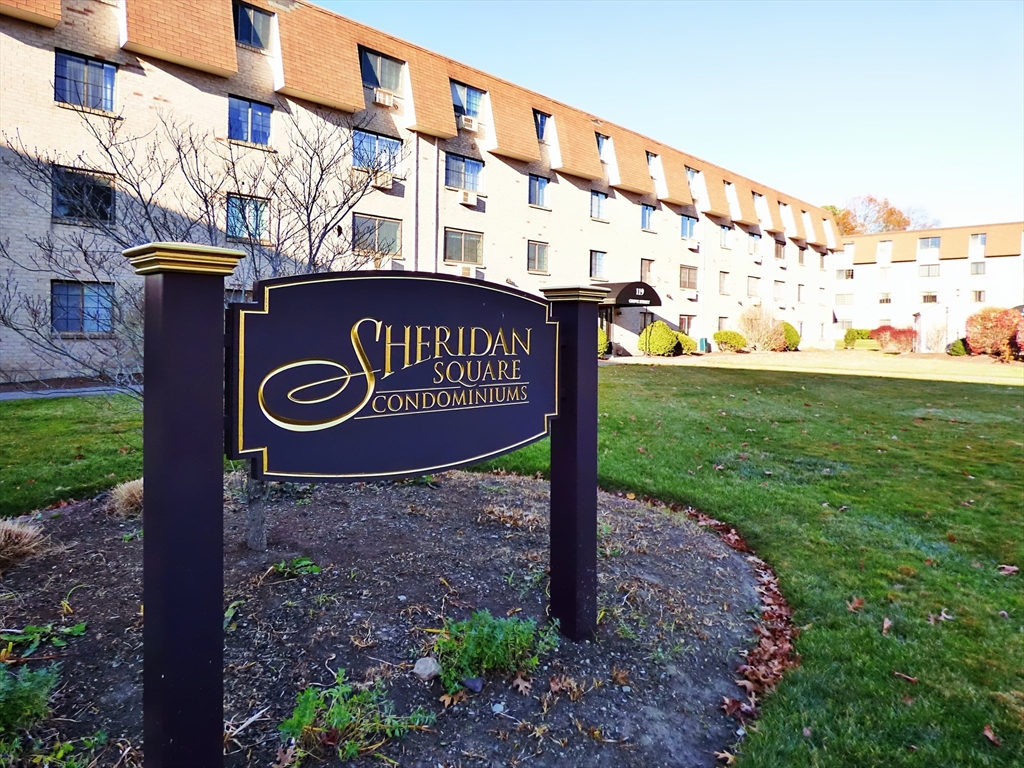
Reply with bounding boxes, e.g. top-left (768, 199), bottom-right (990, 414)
top-left (782, 321), bottom-right (800, 351)
top-left (870, 325), bottom-right (915, 353)
top-left (597, 326), bottom-right (609, 357)
top-left (843, 328), bottom-right (872, 348)
top-left (948, 338), bottom-right (968, 356)
top-left (966, 307), bottom-right (1020, 361)
top-left (1017, 315), bottom-right (1024, 356)
top-left (675, 331), bottom-right (697, 355)
top-left (713, 330), bottom-right (747, 352)
top-left (638, 320), bottom-right (679, 356)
